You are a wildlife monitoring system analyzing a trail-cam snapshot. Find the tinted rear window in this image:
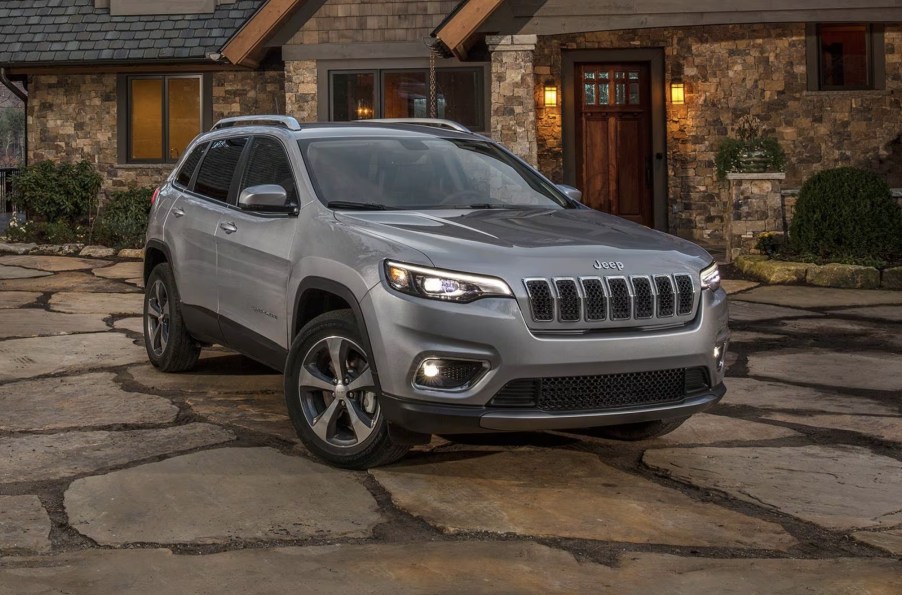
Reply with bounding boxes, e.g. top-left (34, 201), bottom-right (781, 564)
top-left (194, 137), bottom-right (248, 202)
top-left (175, 143), bottom-right (207, 188)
